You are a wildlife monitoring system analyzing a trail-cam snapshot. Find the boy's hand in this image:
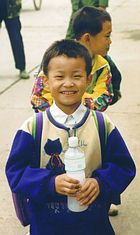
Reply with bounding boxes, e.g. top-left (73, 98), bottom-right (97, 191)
top-left (55, 173), bottom-right (81, 196)
top-left (76, 178), bottom-right (100, 206)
